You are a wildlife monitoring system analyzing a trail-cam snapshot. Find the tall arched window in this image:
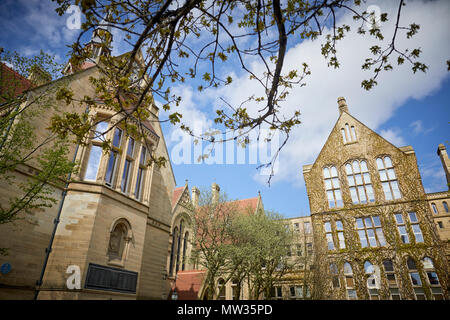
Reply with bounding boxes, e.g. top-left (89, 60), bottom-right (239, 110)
top-left (169, 227), bottom-right (179, 276)
top-left (376, 156), bottom-right (401, 200)
top-left (182, 231), bottom-right (189, 271)
top-left (383, 259), bottom-right (400, 300)
top-left (364, 261), bottom-right (379, 300)
top-left (330, 263), bottom-right (340, 289)
top-left (346, 160), bottom-right (375, 204)
top-left (217, 278), bottom-right (226, 300)
top-left (422, 257), bottom-right (443, 300)
top-left (175, 220), bottom-right (184, 273)
top-left (323, 166), bottom-right (343, 208)
top-left (406, 257), bottom-right (425, 300)
top-left (443, 201), bottom-right (449, 213)
top-left (431, 203), bottom-right (438, 214)
top-left (344, 262), bottom-right (357, 300)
